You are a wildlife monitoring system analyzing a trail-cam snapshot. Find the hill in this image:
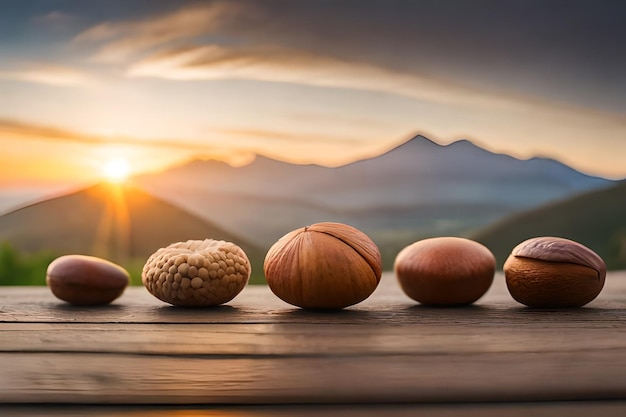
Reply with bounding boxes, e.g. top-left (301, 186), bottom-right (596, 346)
top-left (0, 183), bottom-right (267, 283)
top-left (472, 181), bottom-right (626, 269)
